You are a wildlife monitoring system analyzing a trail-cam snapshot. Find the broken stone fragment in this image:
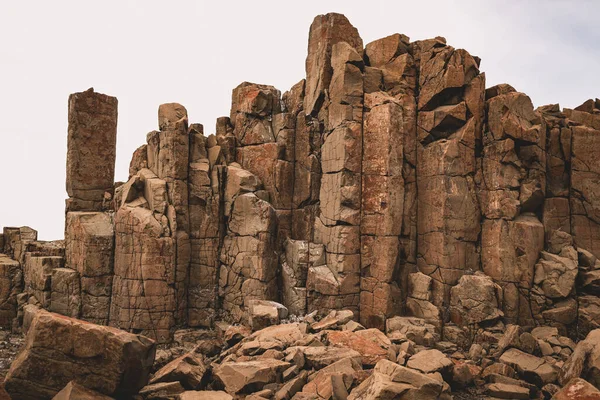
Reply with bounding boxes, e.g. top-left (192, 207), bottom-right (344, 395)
top-left (178, 391), bottom-right (233, 400)
top-left (304, 13), bottom-right (363, 116)
top-left (302, 357), bottom-right (362, 399)
top-left (499, 348), bottom-right (558, 386)
top-left (149, 351), bottom-right (207, 390)
top-left (4, 308), bottom-right (155, 399)
top-left (213, 358), bottom-right (290, 394)
top-left (327, 328), bottom-right (392, 366)
top-left (138, 381), bottom-right (185, 399)
top-left (158, 103), bottom-right (188, 131)
top-left (406, 349), bottom-right (453, 377)
top-left (52, 381), bottom-right (114, 400)
top-left (248, 300), bottom-right (289, 331)
top-left (386, 316), bottom-right (439, 347)
top-left (449, 272), bottom-right (503, 326)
